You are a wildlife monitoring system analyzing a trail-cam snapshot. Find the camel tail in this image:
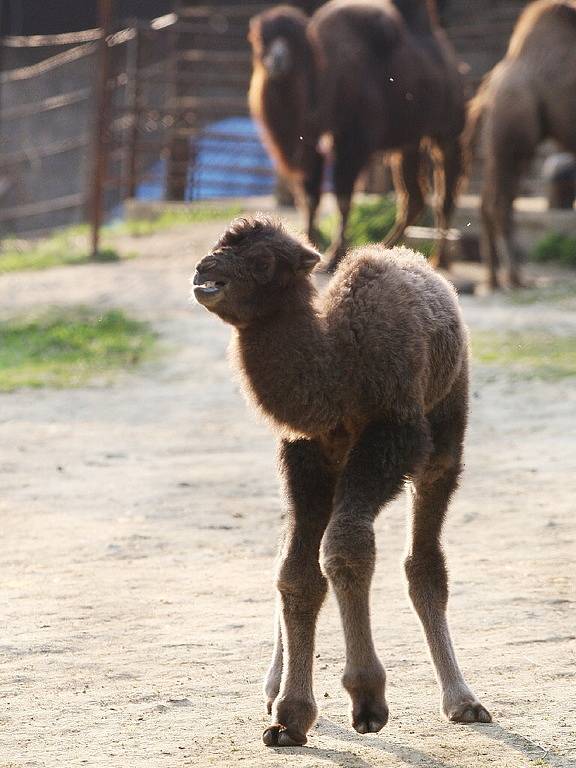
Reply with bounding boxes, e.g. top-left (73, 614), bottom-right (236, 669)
top-left (462, 79), bottom-right (490, 174)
